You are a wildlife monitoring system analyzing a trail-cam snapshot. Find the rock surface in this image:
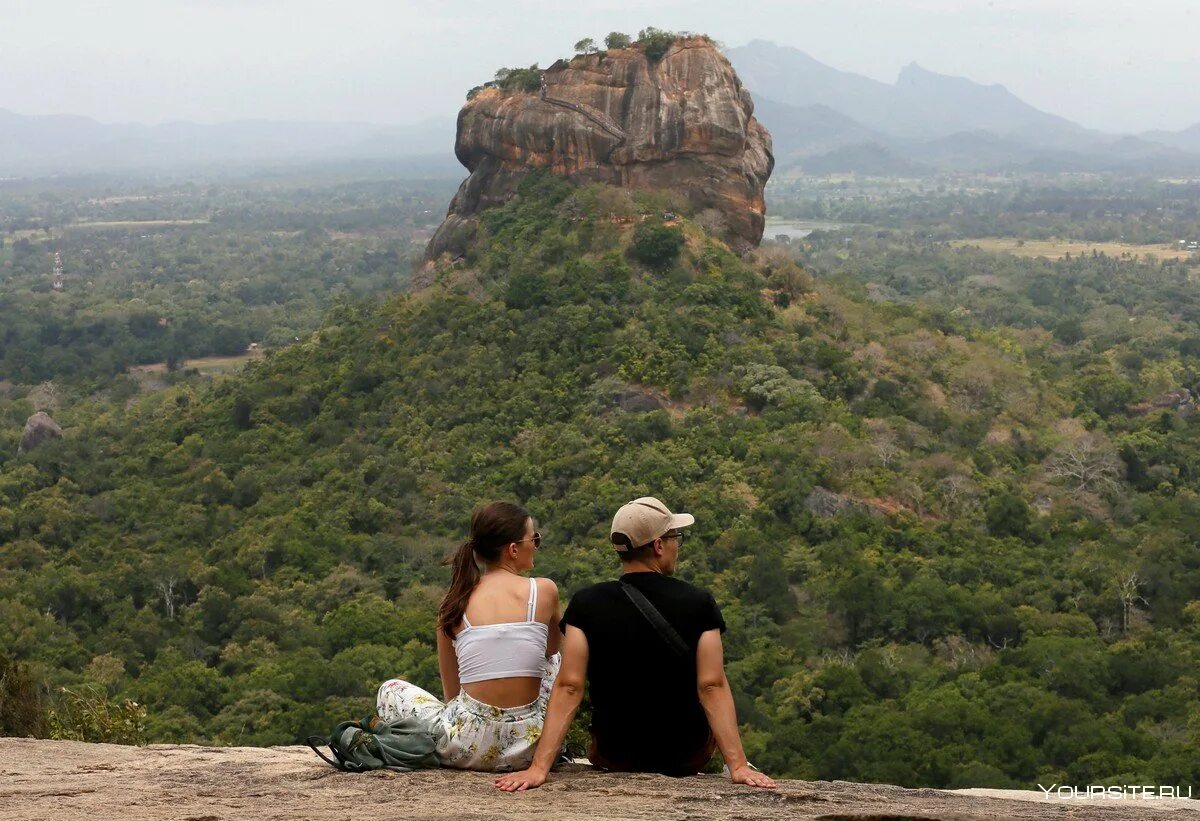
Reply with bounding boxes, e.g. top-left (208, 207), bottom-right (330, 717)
top-left (426, 36), bottom-right (773, 260)
top-left (18, 411), bottom-right (63, 453)
top-left (3, 738), bottom-right (1198, 820)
